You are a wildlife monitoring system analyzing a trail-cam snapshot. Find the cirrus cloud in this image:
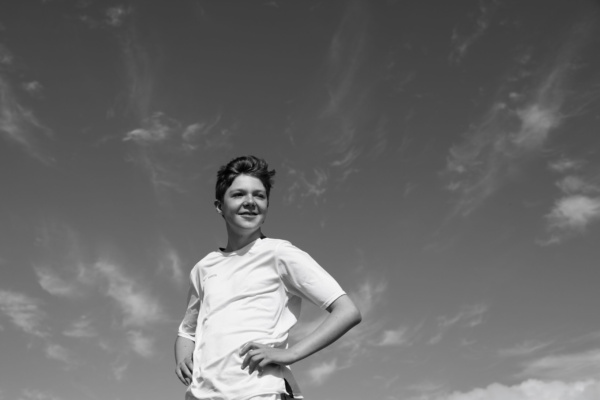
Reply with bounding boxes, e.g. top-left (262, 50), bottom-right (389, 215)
top-left (0, 289), bottom-right (47, 338)
top-left (444, 16), bottom-right (595, 217)
top-left (519, 349), bottom-right (600, 381)
top-left (1, 73), bottom-right (53, 164)
top-left (415, 379), bottom-right (600, 400)
top-left (546, 196), bottom-right (600, 234)
top-left (306, 358), bottom-right (338, 387)
top-left (94, 260), bottom-right (166, 328)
